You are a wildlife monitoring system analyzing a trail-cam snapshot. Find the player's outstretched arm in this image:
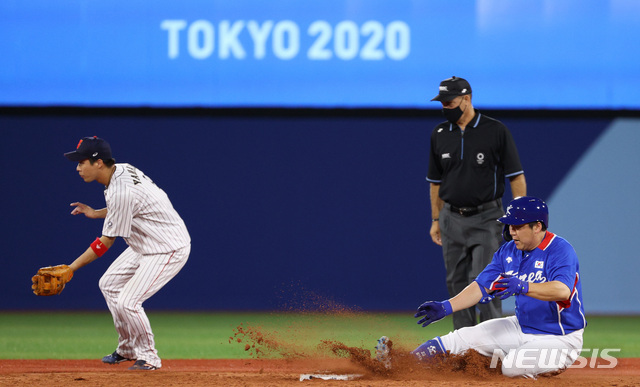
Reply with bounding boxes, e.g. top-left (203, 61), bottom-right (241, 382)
top-left (70, 202), bottom-right (107, 219)
top-left (449, 281), bottom-right (484, 312)
top-left (415, 282), bottom-right (484, 327)
top-left (69, 236), bottom-right (116, 272)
